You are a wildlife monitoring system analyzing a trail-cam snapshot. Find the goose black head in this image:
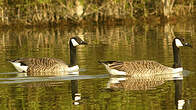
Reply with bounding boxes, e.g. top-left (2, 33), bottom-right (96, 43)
top-left (70, 36), bottom-right (88, 47)
top-left (173, 37), bottom-right (192, 48)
